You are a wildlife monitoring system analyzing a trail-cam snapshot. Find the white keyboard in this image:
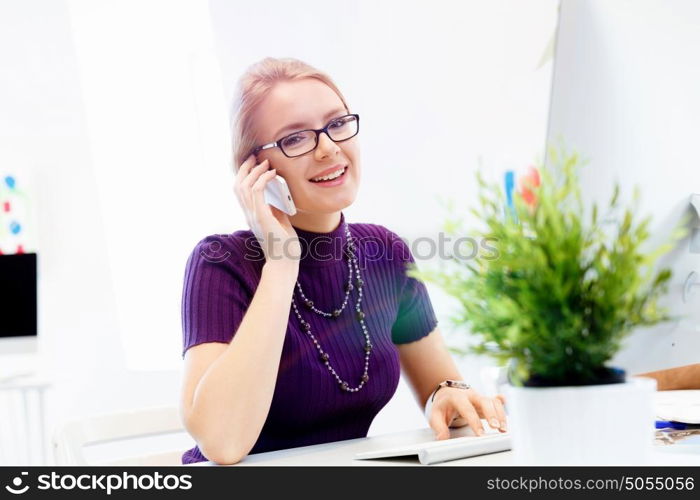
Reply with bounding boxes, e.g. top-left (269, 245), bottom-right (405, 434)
top-left (354, 432), bottom-right (511, 465)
